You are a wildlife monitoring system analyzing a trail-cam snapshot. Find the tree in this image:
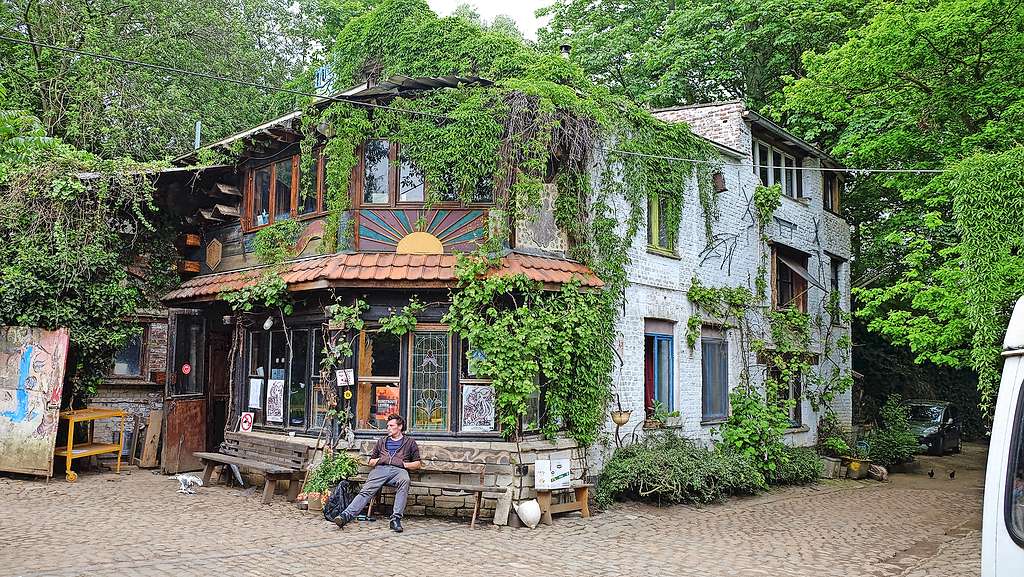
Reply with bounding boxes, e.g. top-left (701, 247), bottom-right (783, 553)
top-left (536, 0), bottom-right (870, 110)
top-left (783, 0), bottom-right (1024, 411)
top-left (0, 0), bottom-right (304, 160)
